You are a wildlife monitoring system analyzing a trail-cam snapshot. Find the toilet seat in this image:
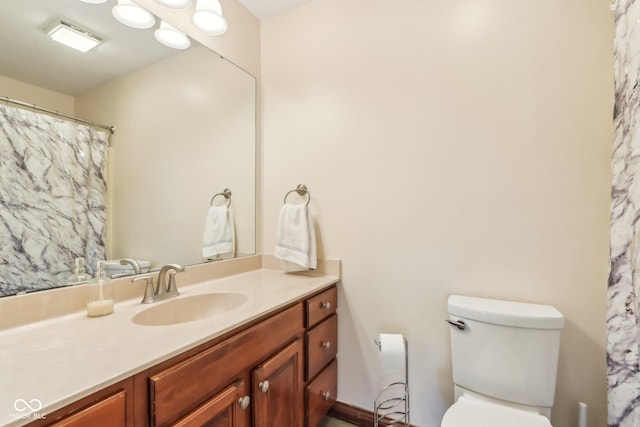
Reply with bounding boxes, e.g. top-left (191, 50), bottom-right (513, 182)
top-left (441, 396), bottom-right (553, 427)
